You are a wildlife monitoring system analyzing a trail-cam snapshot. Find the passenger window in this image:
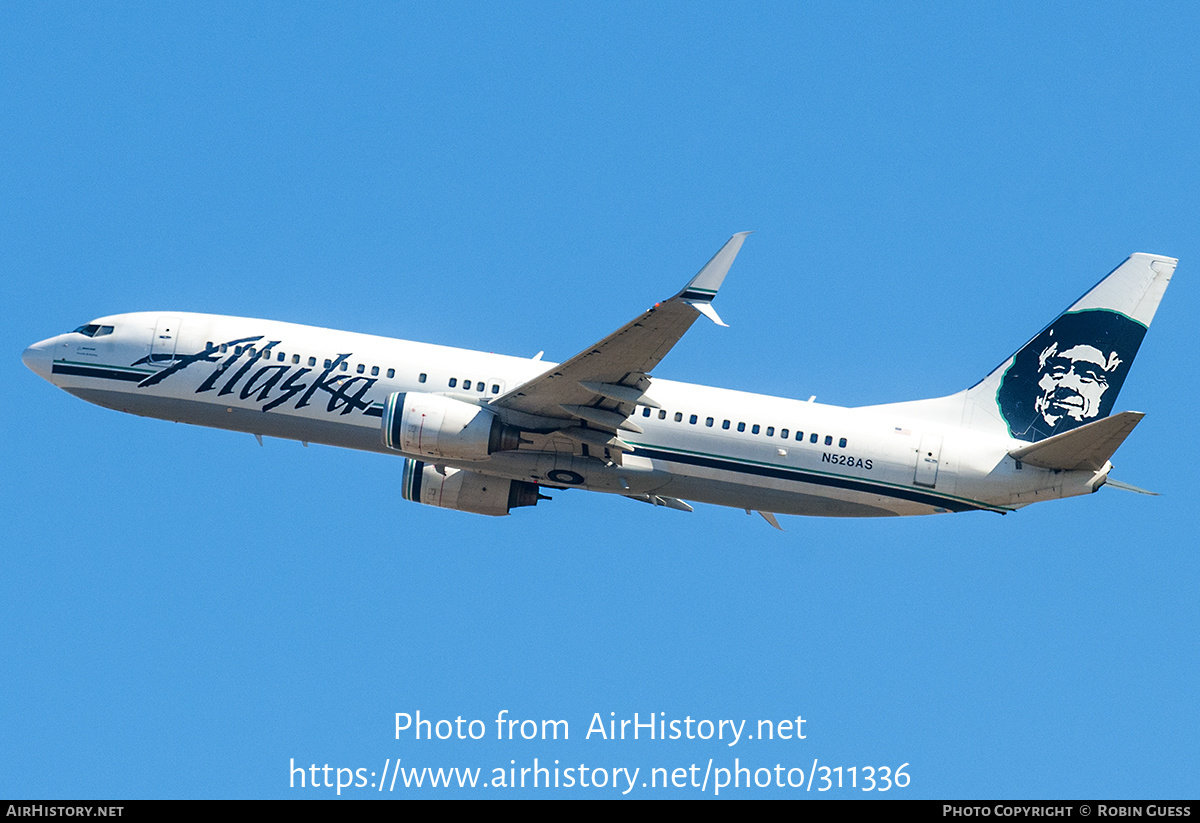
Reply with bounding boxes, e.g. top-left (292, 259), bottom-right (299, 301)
top-left (339, 361), bottom-right (348, 371)
top-left (278, 352), bottom-right (285, 362)
top-left (324, 359), bottom-right (331, 368)
top-left (356, 364), bottom-right (365, 374)
top-left (674, 412), bottom-right (683, 422)
top-left (796, 431), bottom-right (803, 441)
top-left (373, 366), bottom-right (381, 377)
top-left (781, 428), bottom-right (788, 439)
top-left (752, 424), bottom-right (760, 435)
top-left (810, 433), bottom-right (819, 443)
top-left (491, 384), bottom-right (500, 393)
top-left (824, 435), bottom-right (833, 446)
top-left (221, 344), bottom-right (228, 354)
top-left (766, 426), bottom-right (774, 437)
top-left (689, 414), bottom-right (697, 424)
top-left (658, 410), bottom-right (666, 419)
top-left (387, 368), bottom-right (395, 378)
top-left (463, 380), bottom-right (472, 390)
top-left (839, 437), bottom-right (847, 448)
top-left (642, 407), bottom-right (651, 417)
top-left (737, 422), bottom-right (746, 432)
top-left (416, 372), bottom-right (424, 382)
top-left (722, 420), bottom-right (731, 430)
top-left (449, 378), bottom-right (458, 388)
top-left (706, 417), bottom-right (714, 427)
top-left (477, 382), bottom-right (485, 392)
